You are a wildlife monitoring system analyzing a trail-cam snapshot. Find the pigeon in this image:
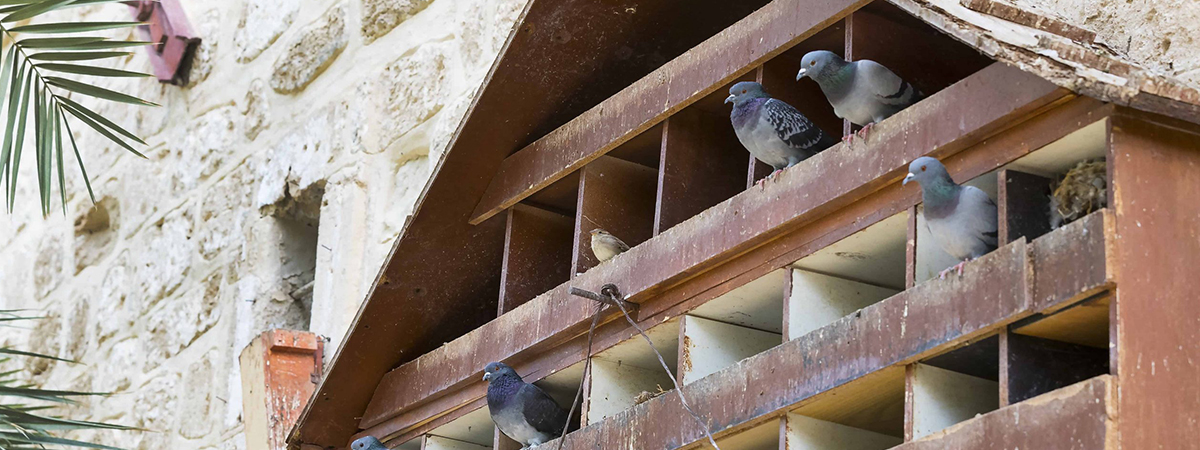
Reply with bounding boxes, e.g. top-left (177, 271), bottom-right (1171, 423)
top-left (351, 436), bottom-right (387, 450)
top-left (589, 229), bottom-right (630, 262)
top-left (726, 81), bottom-right (836, 182)
top-left (903, 157), bottom-right (997, 277)
top-left (484, 362), bottom-right (570, 449)
top-left (797, 50), bottom-right (922, 141)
